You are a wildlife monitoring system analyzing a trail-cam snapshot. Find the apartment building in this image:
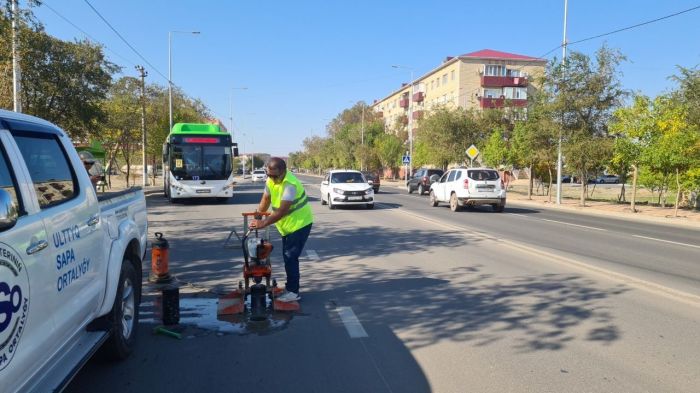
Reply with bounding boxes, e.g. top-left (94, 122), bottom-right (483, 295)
top-left (372, 49), bottom-right (546, 130)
